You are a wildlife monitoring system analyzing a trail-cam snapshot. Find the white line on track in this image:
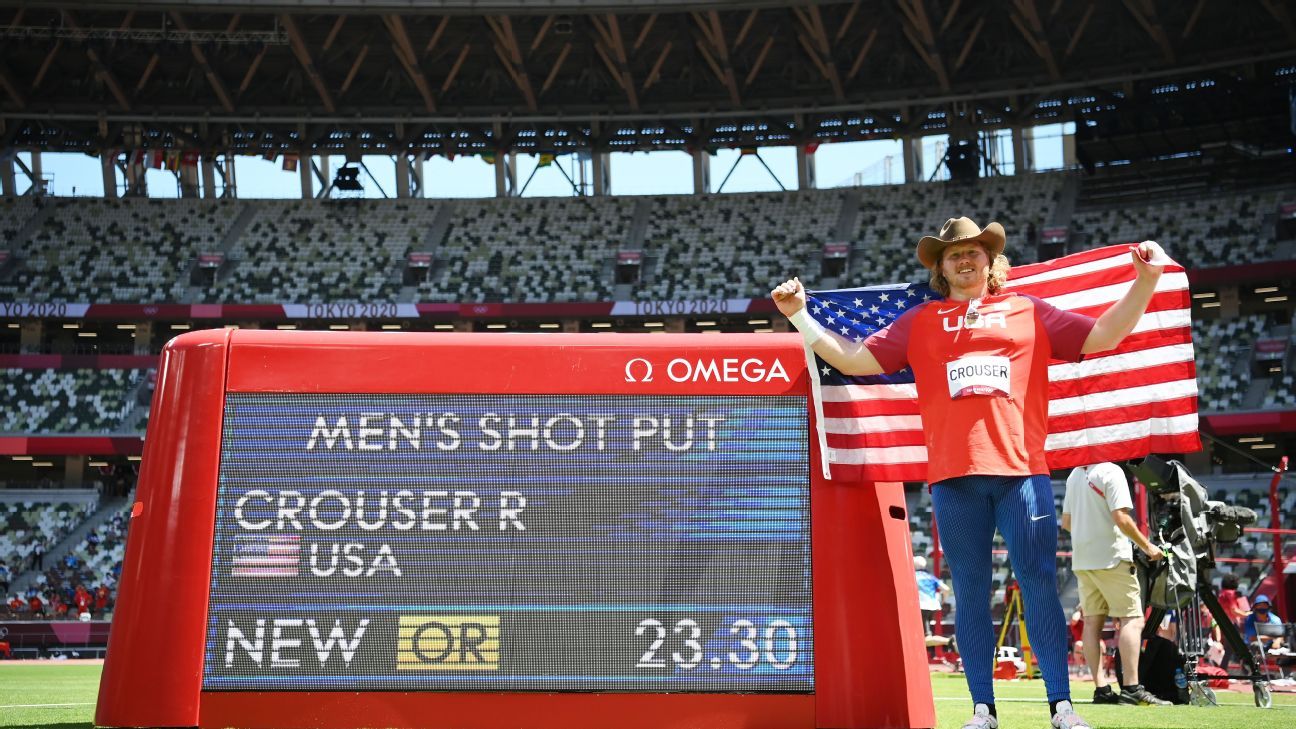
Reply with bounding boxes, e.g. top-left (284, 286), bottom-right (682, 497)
top-left (0, 702), bottom-right (95, 708)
